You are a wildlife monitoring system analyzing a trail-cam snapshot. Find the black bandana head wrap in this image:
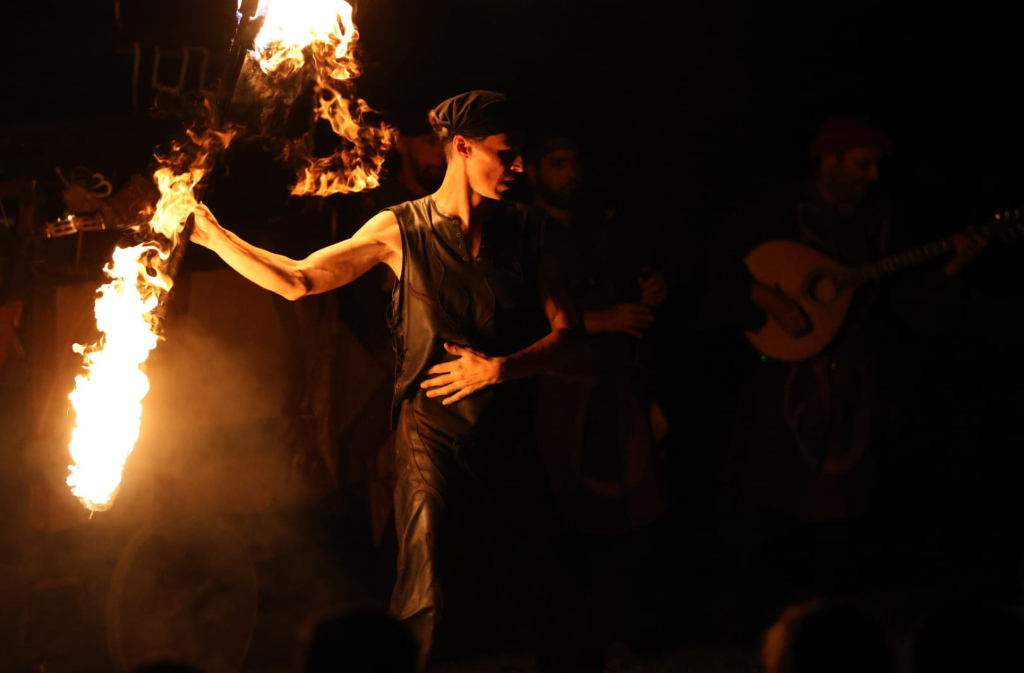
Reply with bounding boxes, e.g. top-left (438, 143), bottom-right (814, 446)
top-left (429, 90), bottom-right (521, 140)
